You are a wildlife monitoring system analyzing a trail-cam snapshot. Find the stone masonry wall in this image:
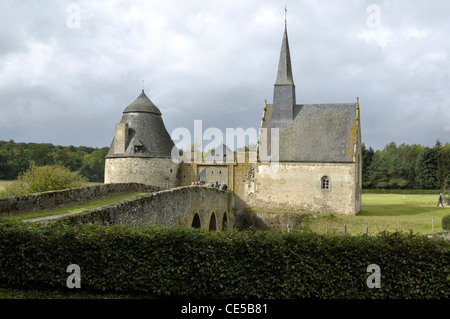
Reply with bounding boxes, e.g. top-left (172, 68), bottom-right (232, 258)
top-left (245, 162), bottom-right (359, 215)
top-left (105, 157), bottom-right (179, 189)
top-left (56, 186), bottom-right (235, 230)
top-left (0, 183), bottom-right (159, 218)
